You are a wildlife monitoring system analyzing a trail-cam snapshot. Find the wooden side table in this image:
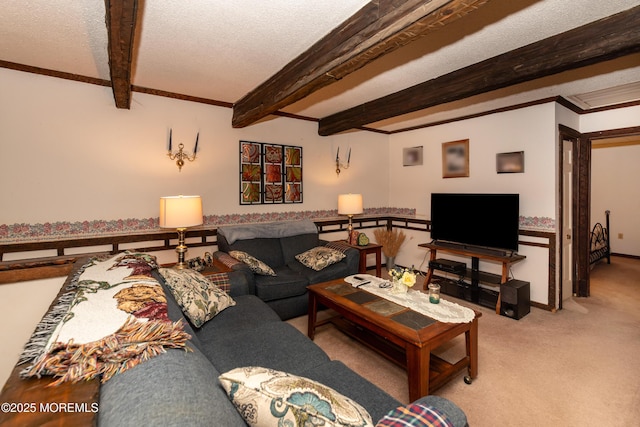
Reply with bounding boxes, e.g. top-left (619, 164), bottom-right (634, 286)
top-left (162, 256), bottom-right (232, 276)
top-left (336, 240), bottom-right (382, 277)
top-left (200, 257), bottom-right (232, 276)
